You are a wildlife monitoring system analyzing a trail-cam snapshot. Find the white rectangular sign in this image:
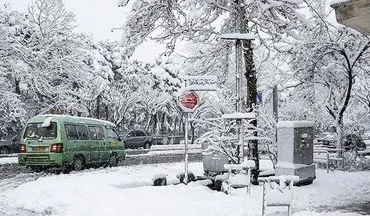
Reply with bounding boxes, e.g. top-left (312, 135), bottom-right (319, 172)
top-left (182, 75), bottom-right (217, 91)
